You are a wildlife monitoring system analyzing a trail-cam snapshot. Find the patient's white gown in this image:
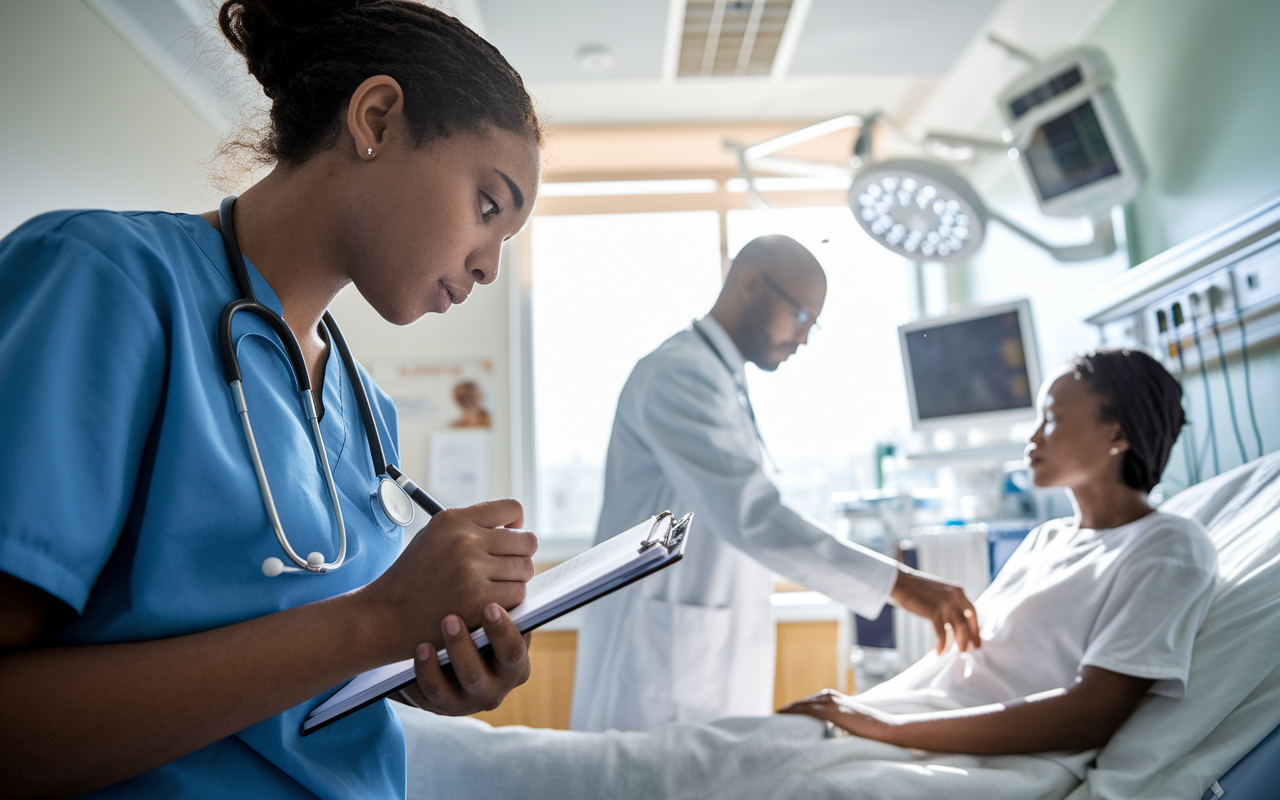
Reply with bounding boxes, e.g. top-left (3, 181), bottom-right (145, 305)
top-left (397, 512), bottom-right (1215, 800)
